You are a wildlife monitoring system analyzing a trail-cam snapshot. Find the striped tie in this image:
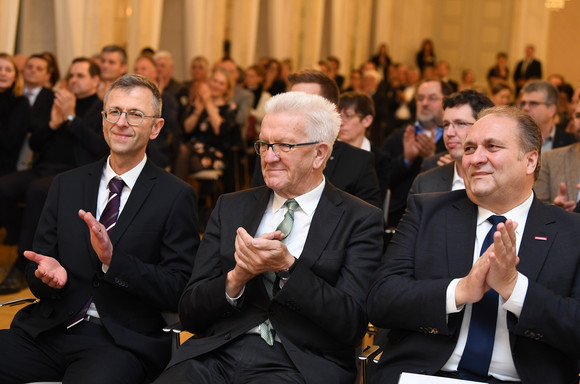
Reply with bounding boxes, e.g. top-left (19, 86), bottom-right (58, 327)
top-left (100, 178), bottom-right (125, 232)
